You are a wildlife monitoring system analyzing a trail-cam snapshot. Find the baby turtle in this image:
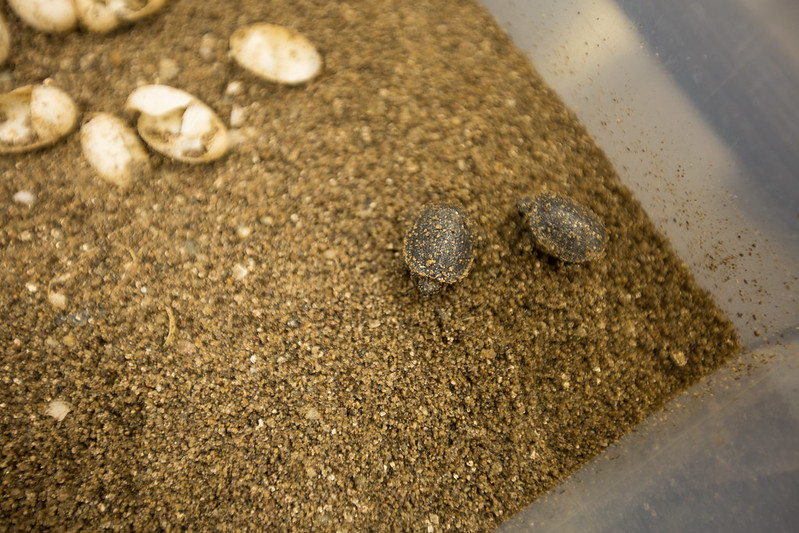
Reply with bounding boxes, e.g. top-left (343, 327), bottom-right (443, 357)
top-left (404, 203), bottom-right (475, 295)
top-left (517, 192), bottom-right (607, 263)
